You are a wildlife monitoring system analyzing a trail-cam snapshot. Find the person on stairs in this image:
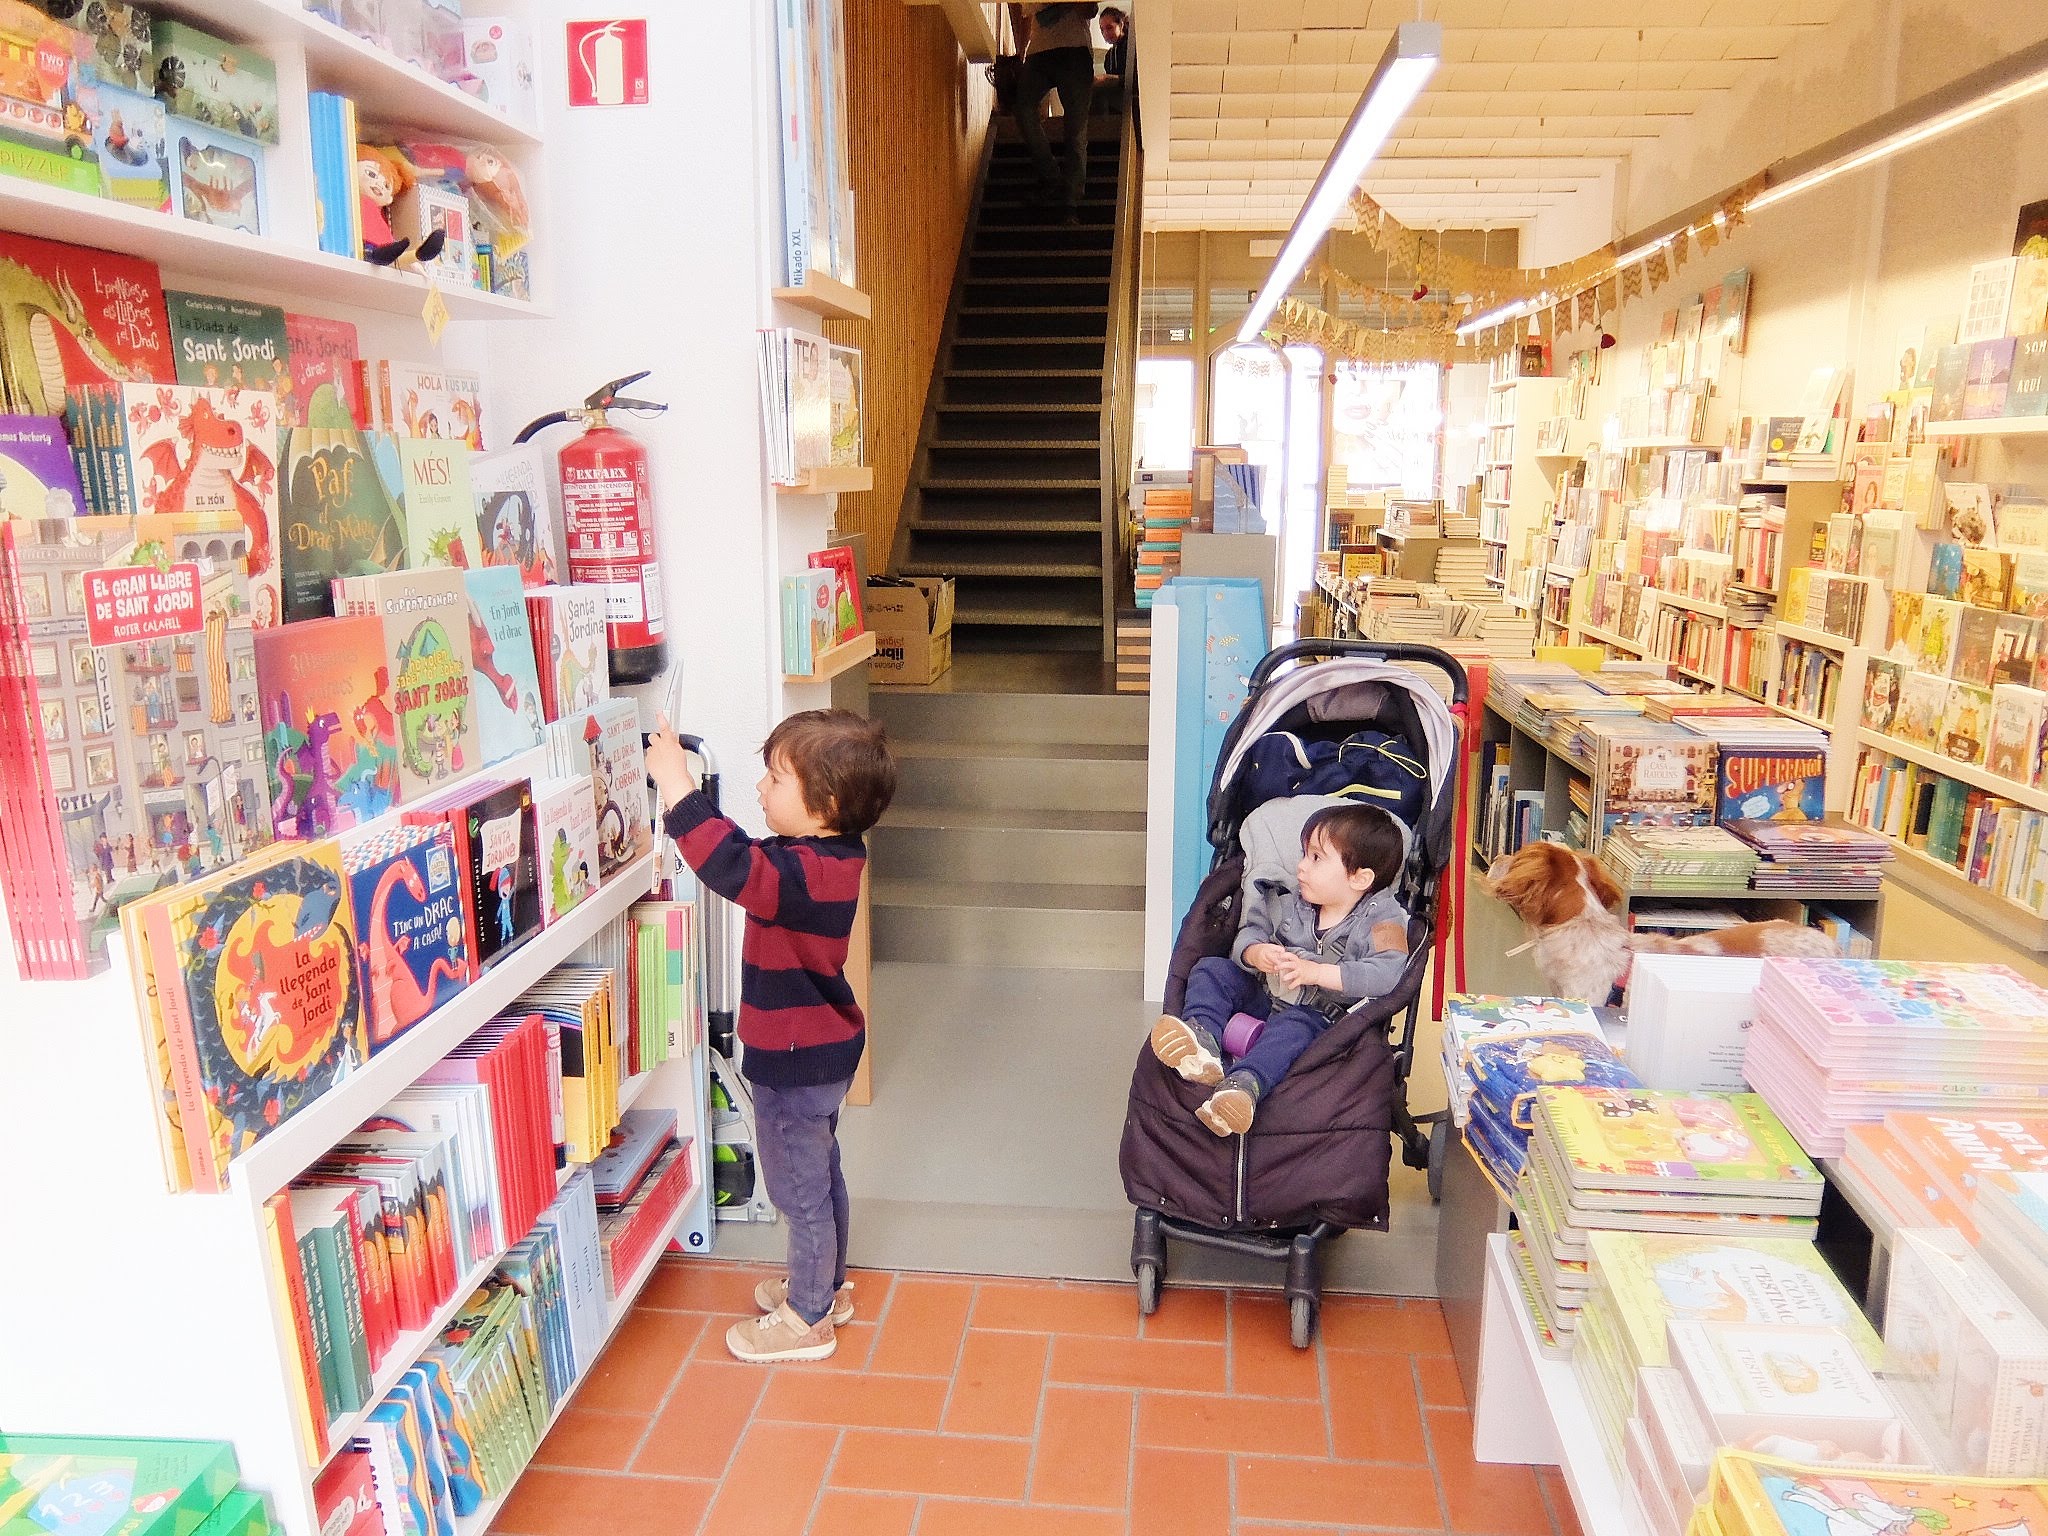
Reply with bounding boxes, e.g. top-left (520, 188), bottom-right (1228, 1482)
top-left (1008, 2), bottom-right (1098, 220)
top-left (647, 709), bottom-right (897, 1363)
top-left (1096, 7), bottom-right (1128, 109)
top-left (1150, 804), bottom-right (1410, 1136)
